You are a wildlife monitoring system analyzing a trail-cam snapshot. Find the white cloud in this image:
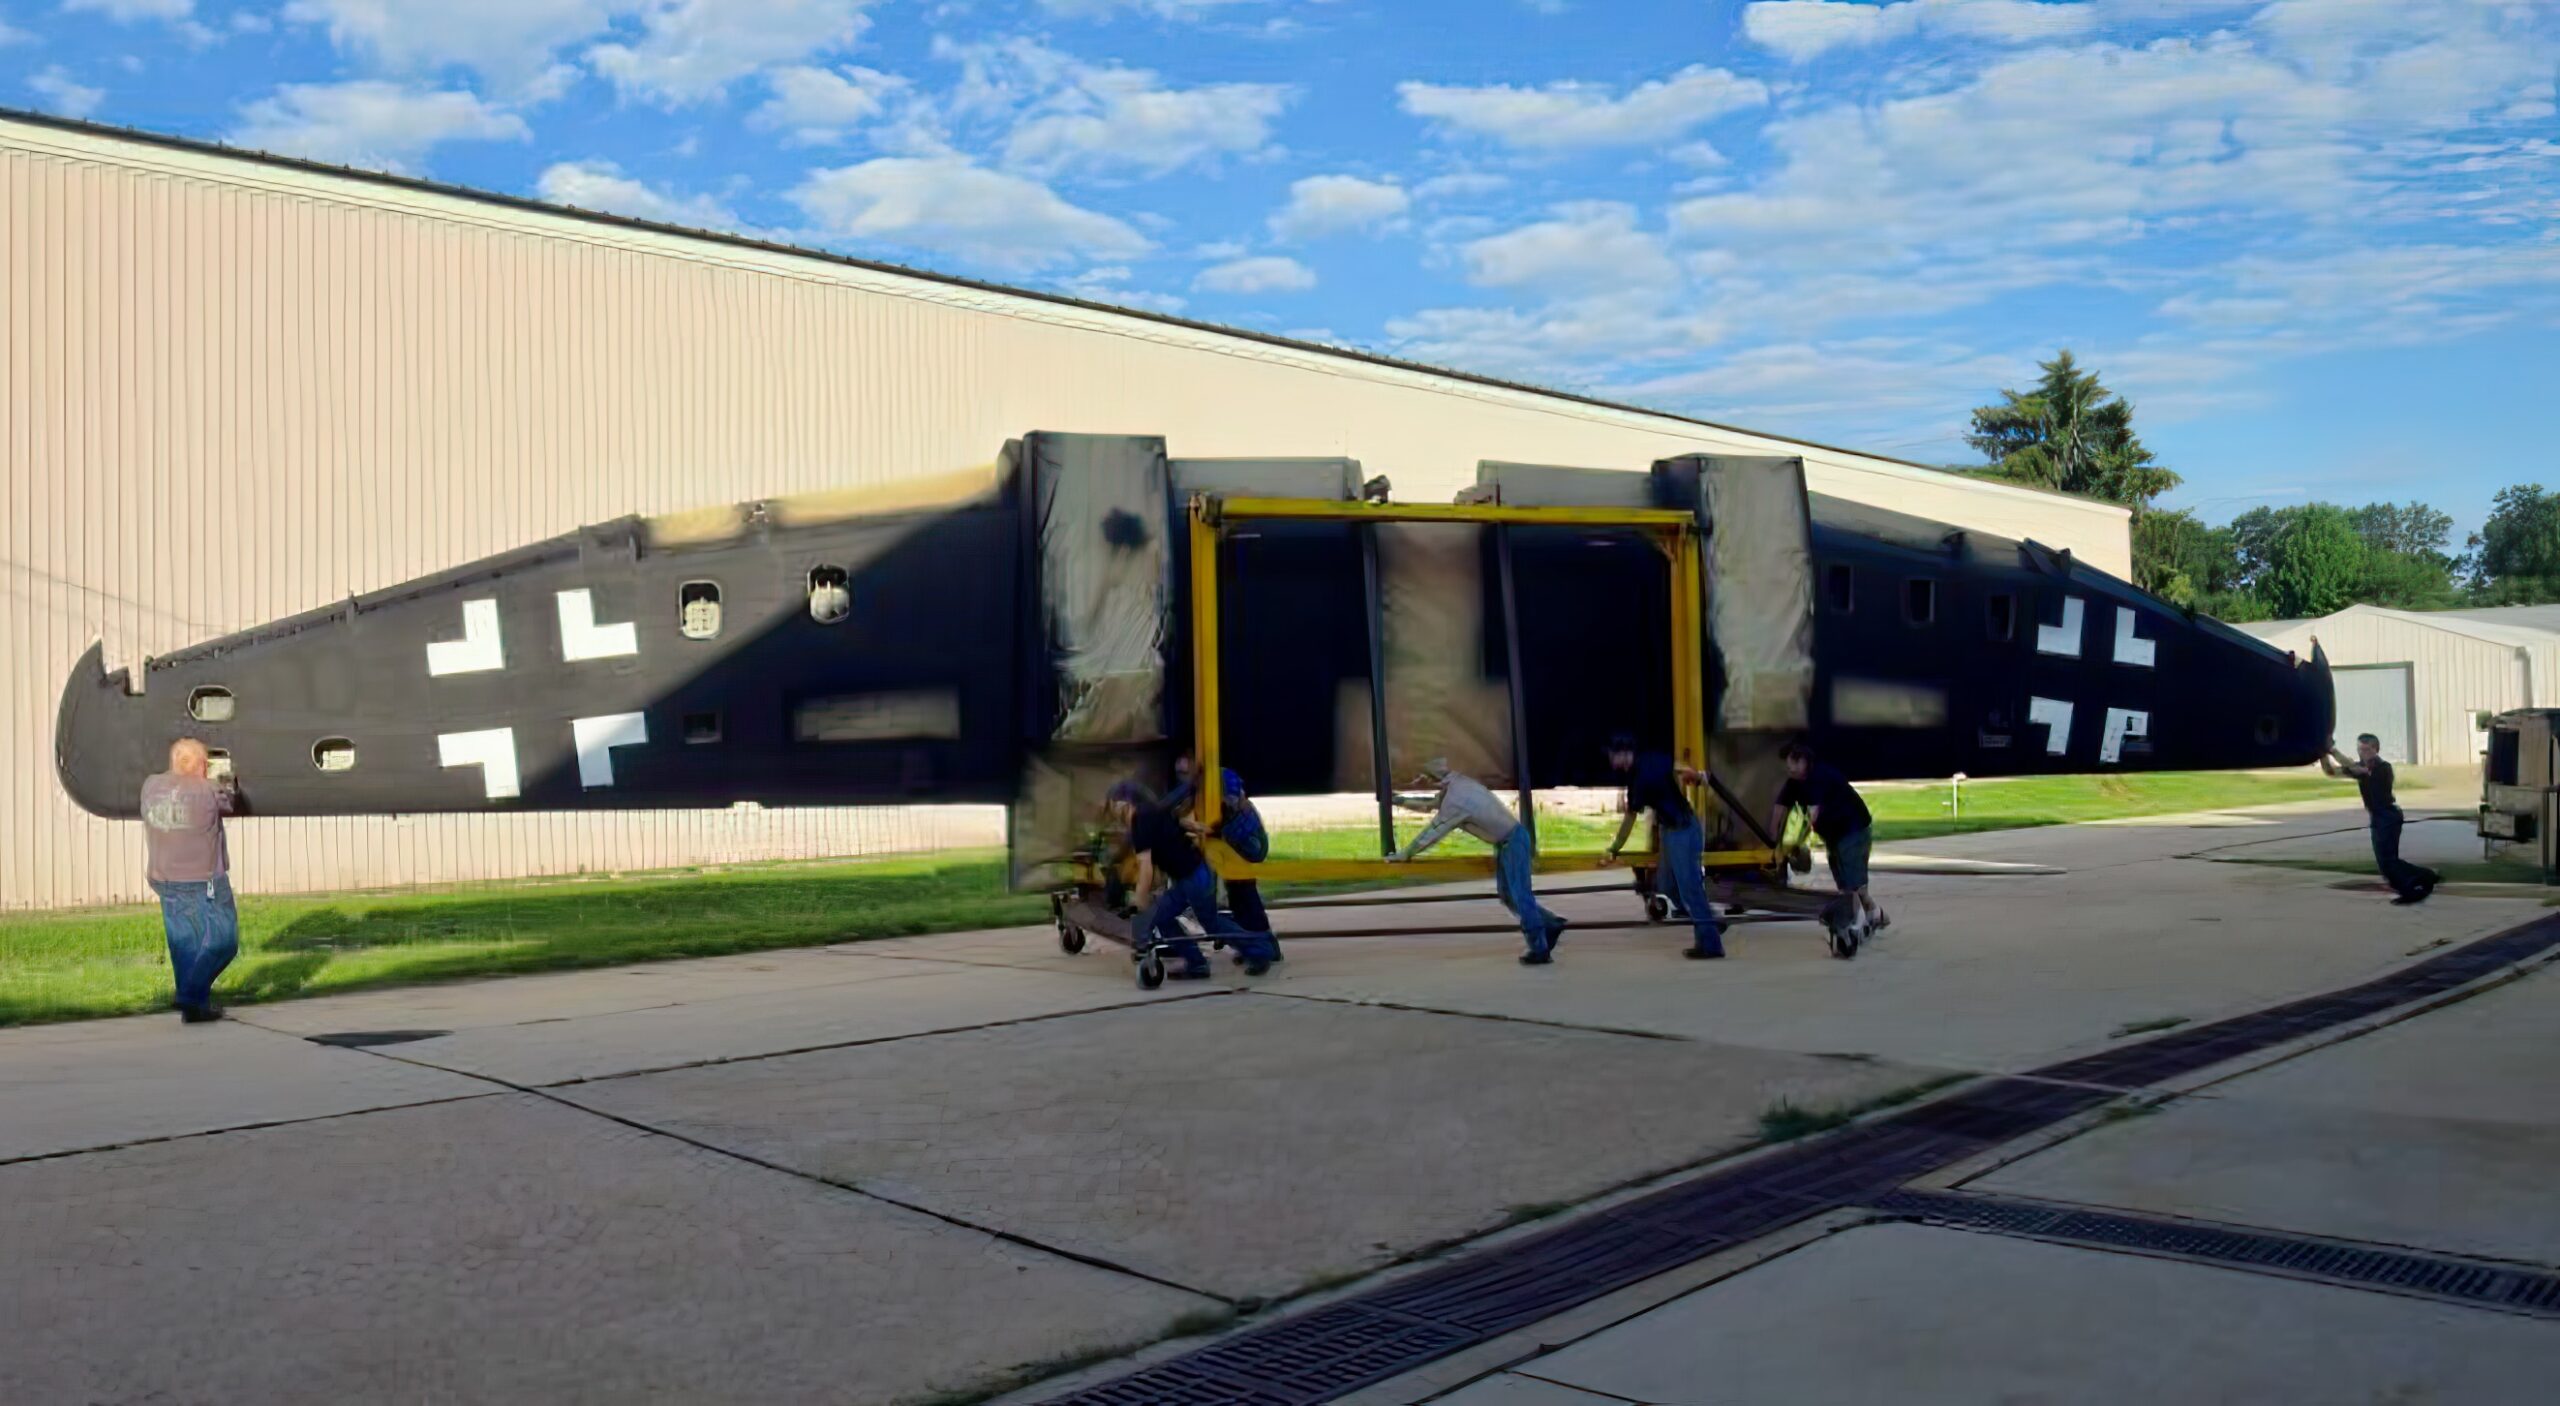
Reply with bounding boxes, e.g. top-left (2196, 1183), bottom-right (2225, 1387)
top-left (29, 65), bottom-right (105, 118)
top-left (1036, 0), bottom-right (1265, 17)
top-left (1059, 264), bottom-right (1187, 313)
top-left (792, 156), bottom-right (1151, 271)
top-left (1194, 254), bottom-right (1315, 293)
top-left (1615, 338), bottom-right (2026, 442)
top-left (1741, 0), bottom-right (2255, 63)
top-left (1674, 13), bottom-right (2557, 276)
top-left (0, 14), bottom-right (28, 43)
top-left (227, 81), bottom-right (531, 173)
top-left (61, 0), bottom-right (192, 19)
top-left (1459, 203), bottom-right (1681, 294)
top-left (1399, 64), bottom-right (1767, 151)
top-left (282, 0), bottom-right (629, 92)
top-left (537, 158), bottom-right (739, 228)
top-left (590, 0), bottom-right (874, 105)
top-left (928, 37), bottom-right (1289, 179)
top-left (1270, 174), bottom-right (1408, 239)
top-left (750, 63), bottom-right (906, 144)
top-left (1414, 172), bottom-right (1510, 200)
